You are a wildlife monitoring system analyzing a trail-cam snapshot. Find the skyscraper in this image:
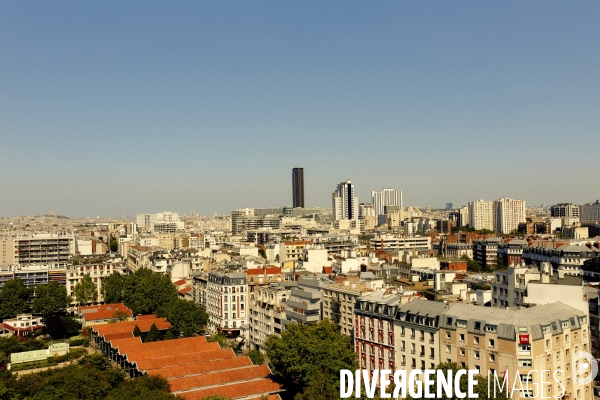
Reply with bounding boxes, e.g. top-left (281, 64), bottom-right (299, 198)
top-left (292, 167), bottom-right (304, 208)
top-left (332, 179), bottom-right (358, 220)
top-left (371, 188), bottom-right (402, 217)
